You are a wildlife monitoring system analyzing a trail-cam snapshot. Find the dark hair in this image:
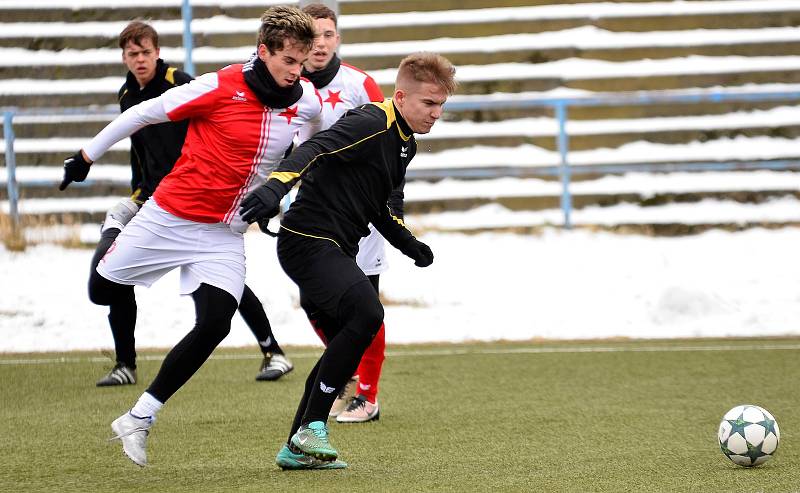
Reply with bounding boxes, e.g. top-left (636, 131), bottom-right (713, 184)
top-left (397, 52), bottom-right (458, 95)
top-left (257, 6), bottom-right (316, 54)
top-left (302, 3), bottom-right (337, 27)
top-left (118, 20), bottom-right (159, 50)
